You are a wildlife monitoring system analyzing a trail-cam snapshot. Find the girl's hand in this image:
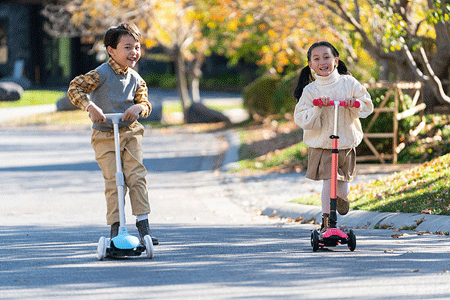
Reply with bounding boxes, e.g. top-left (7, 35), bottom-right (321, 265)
top-left (345, 98), bottom-right (356, 107)
top-left (87, 104), bottom-right (106, 123)
top-left (318, 96), bottom-right (330, 106)
top-left (122, 104), bottom-right (143, 122)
